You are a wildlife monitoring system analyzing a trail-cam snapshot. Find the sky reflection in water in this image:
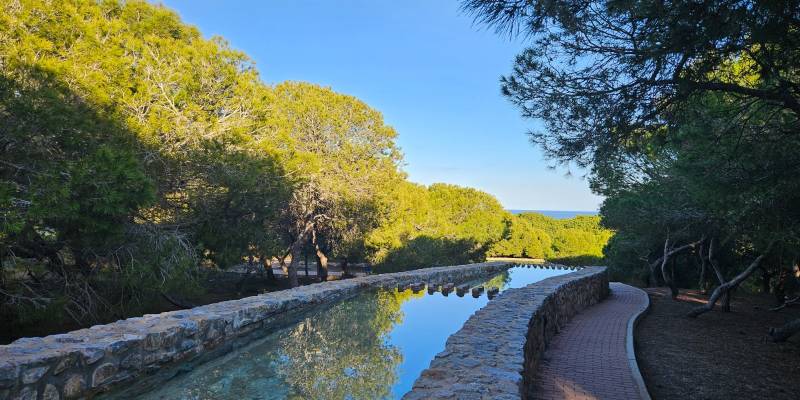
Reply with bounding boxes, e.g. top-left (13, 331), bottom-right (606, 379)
top-left (129, 266), bottom-right (568, 400)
